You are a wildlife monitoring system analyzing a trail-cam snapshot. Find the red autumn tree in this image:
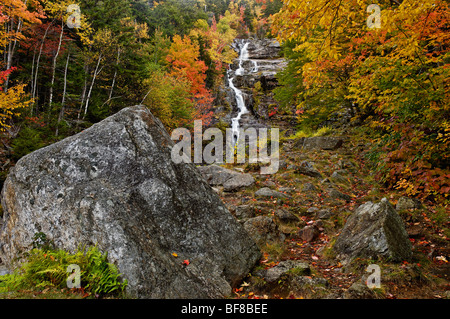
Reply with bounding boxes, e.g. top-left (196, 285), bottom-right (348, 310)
top-left (166, 34), bottom-right (213, 126)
